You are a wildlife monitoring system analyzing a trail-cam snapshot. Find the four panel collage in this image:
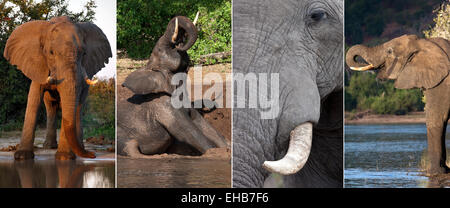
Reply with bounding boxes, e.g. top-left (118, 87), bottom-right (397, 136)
top-left (0, 0), bottom-right (449, 189)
